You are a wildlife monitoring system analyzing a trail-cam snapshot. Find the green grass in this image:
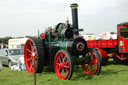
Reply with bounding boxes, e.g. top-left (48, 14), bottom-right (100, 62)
top-left (1, 61), bottom-right (128, 85)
